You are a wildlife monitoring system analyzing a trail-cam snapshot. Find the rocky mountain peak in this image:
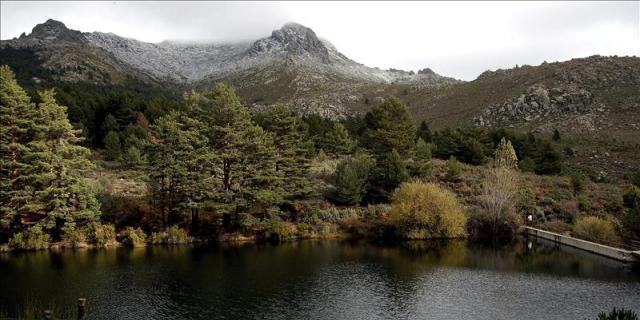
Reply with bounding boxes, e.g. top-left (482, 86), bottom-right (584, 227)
top-left (29, 19), bottom-right (86, 44)
top-left (418, 68), bottom-right (436, 75)
top-left (248, 22), bottom-right (330, 63)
